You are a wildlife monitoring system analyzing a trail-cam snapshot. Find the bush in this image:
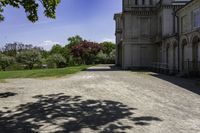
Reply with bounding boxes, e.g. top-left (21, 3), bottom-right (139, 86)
top-left (47, 54), bottom-right (66, 68)
top-left (16, 49), bottom-right (42, 69)
top-left (0, 54), bottom-right (15, 71)
top-left (6, 63), bottom-right (25, 71)
top-left (100, 42), bottom-right (116, 57)
top-left (95, 50), bottom-right (115, 64)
